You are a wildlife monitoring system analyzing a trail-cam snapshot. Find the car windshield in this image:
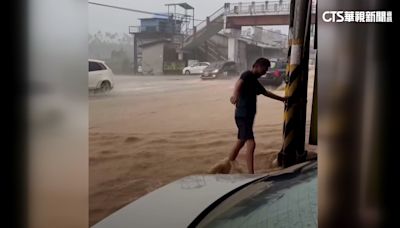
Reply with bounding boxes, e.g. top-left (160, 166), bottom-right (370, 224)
top-left (196, 163), bottom-right (317, 227)
top-left (205, 62), bottom-right (225, 70)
